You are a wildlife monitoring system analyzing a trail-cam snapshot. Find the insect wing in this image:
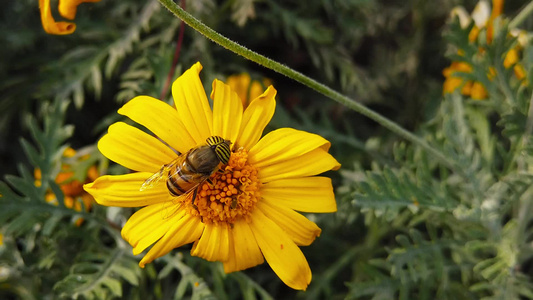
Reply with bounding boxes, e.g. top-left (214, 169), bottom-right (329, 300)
top-left (161, 194), bottom-right (186, 219)
top-left (160, 183), bottom-right (204, 220)
top-left (139, 170), bottom-right (165, 191)
top-left (140, 156), bottom-right (183, 191)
